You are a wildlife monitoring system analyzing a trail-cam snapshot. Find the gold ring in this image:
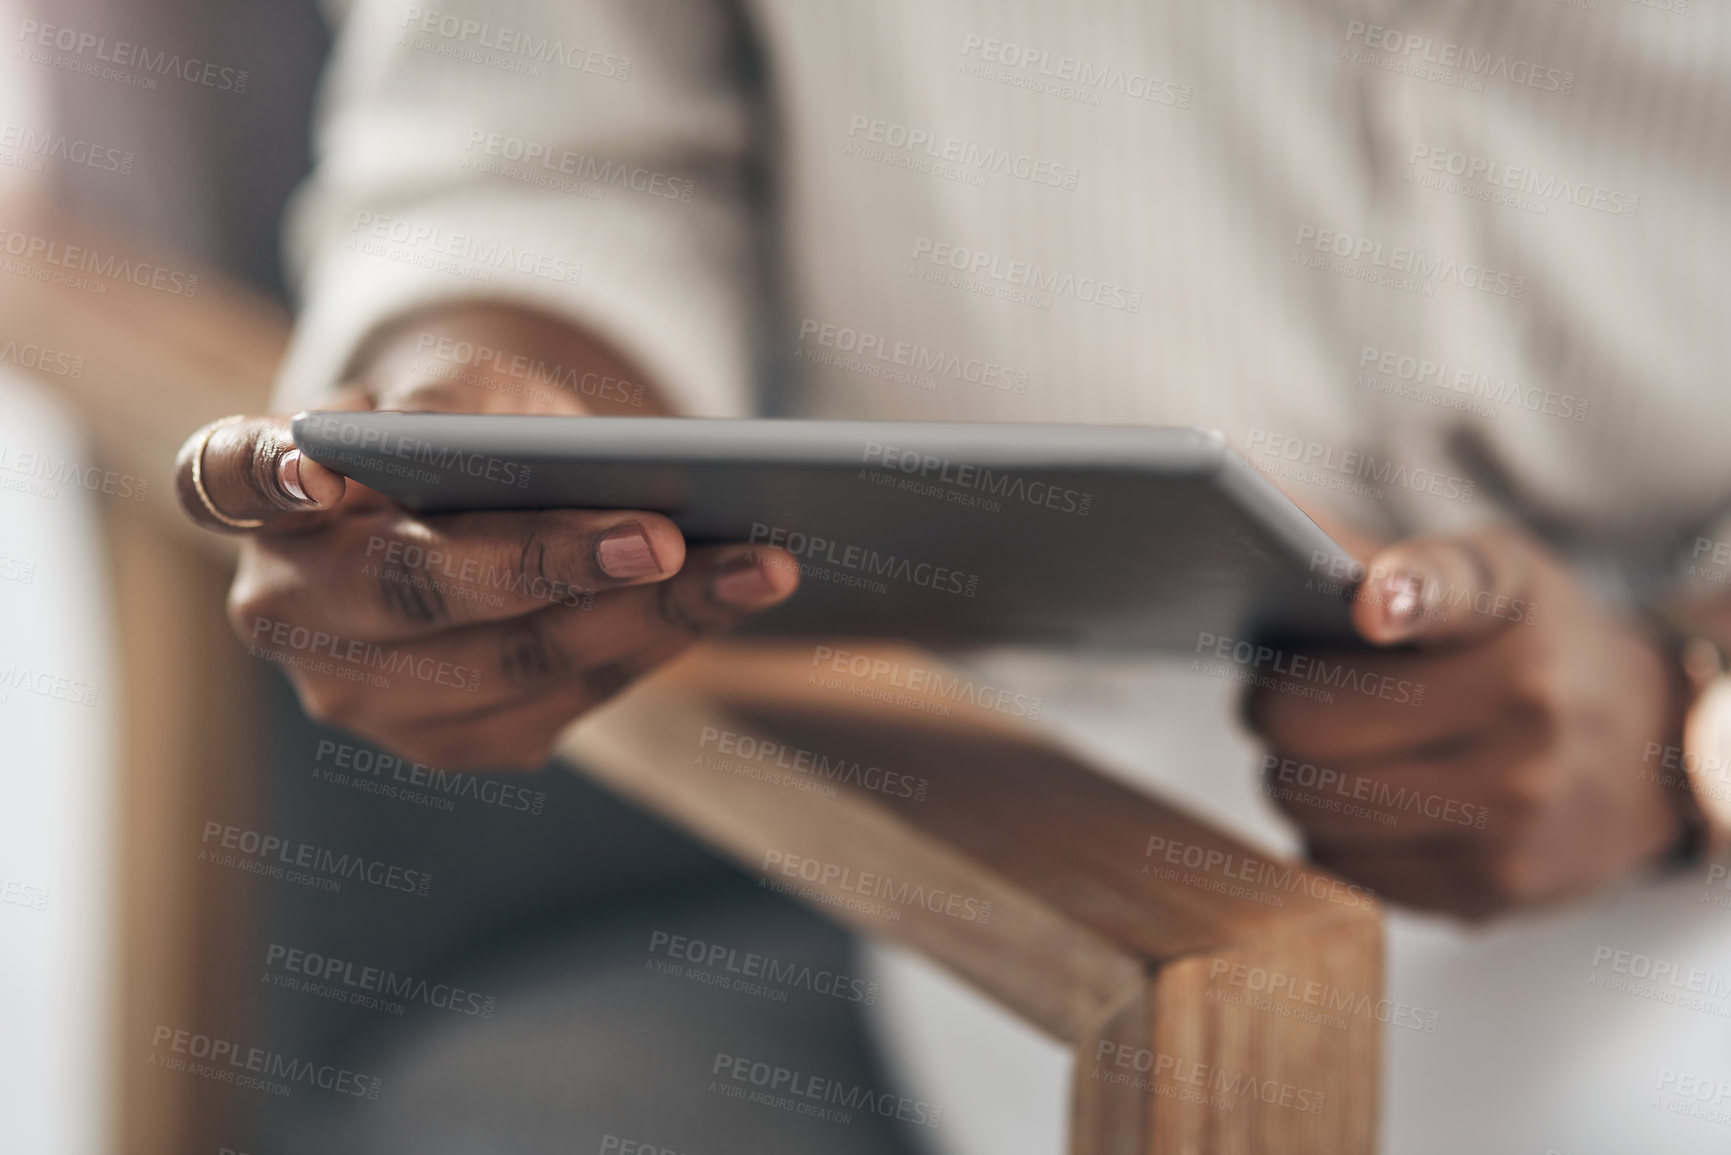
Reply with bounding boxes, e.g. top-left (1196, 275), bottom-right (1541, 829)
top-left (191, 415), bottom-right (266, 529)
